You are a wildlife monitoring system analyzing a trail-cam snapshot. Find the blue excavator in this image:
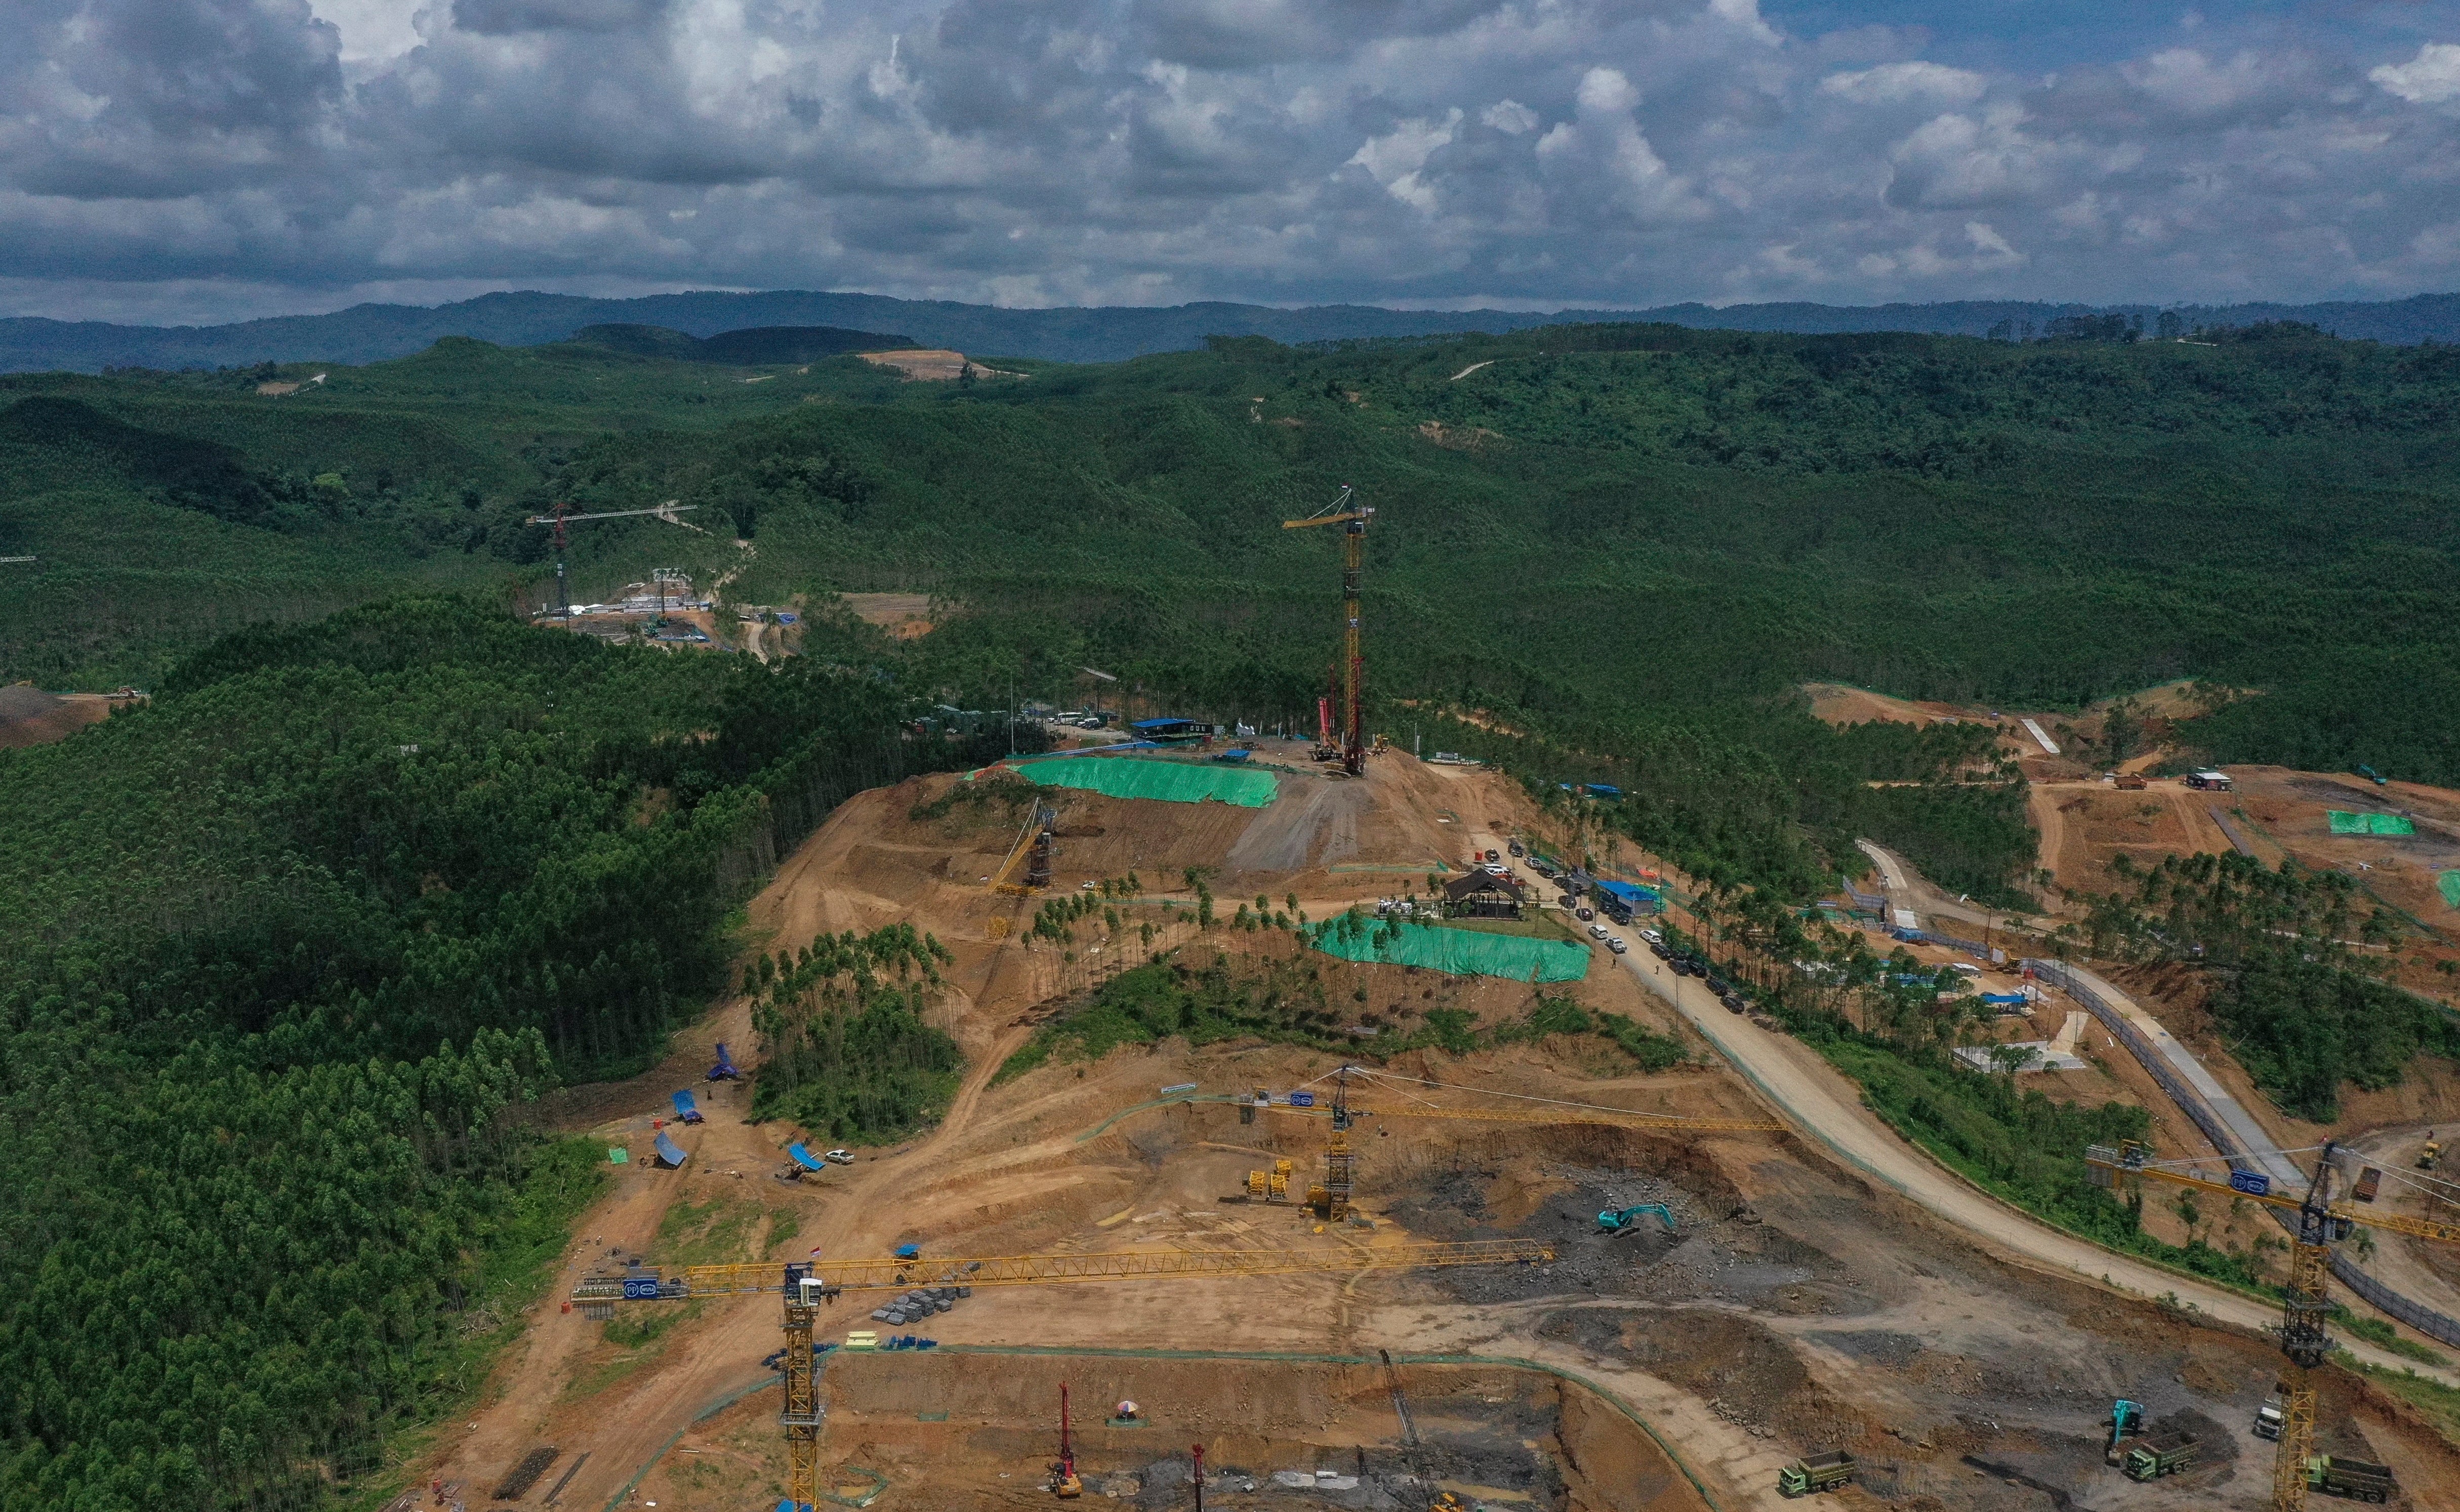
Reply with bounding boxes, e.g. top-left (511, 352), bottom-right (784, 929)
top-left (1597, 1204), bottom-right (1677, 1234)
